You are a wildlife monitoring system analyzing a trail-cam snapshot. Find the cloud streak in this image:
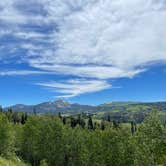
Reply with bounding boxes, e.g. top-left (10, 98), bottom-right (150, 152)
top-left (37, 79), bottom-right (111, 98)
top-left (0, 70), bottom-right (51, 76)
